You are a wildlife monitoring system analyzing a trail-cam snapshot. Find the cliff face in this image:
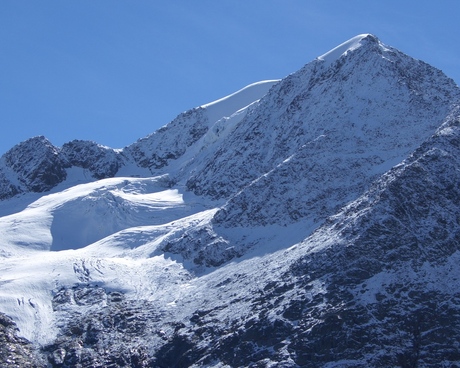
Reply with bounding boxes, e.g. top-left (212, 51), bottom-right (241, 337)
top-left (1, 35), bottom-right (460, 367)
